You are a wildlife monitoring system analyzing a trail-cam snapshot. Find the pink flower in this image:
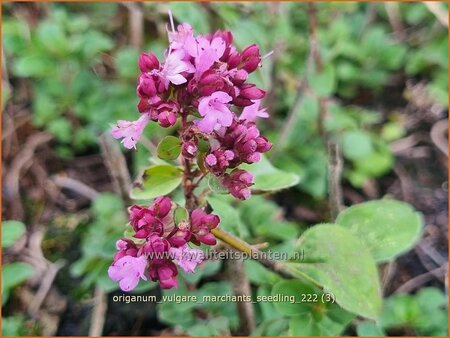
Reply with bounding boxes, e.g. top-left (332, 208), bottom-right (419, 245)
top-left (240, 100), bottom-right (269, 121)
top-left (190, 209), bottom-right (220, 245)
top-left (159, 50), bottom-right (193, 89)
top-left (221, 169), bottom-right (254, 200)
top-left (148, 260), bottom-right (179, 289)
top-left (169, 245), bottom-right (204, 273)
top-left (168, 23), bottom-right (194, 51)
top-left (111, 113), bottom-right (150, 149)
top-left (197, 91), bottom-right (233, 133)
top-left (108, 255), bottom-right (148, 292)
top-left (185, 35), bottom-right (226, 75)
